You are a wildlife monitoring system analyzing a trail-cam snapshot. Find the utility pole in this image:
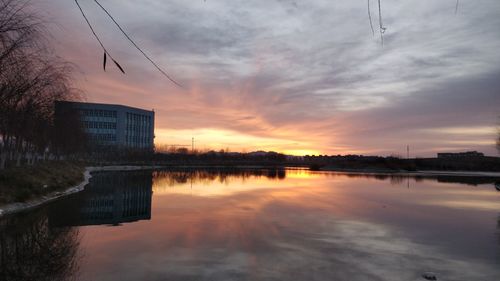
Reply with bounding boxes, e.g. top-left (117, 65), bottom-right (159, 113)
top-left (192, 137), bottom-right (194, 152)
